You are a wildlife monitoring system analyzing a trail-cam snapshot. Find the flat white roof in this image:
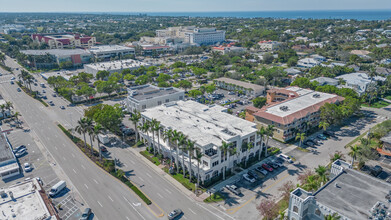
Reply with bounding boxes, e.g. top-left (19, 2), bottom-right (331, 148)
top-left (142, 100), bottom-right (257, 147)
top-left (84, 59), bottom-right (149, 71)
top-left (265, 87), bottom-right (338, 117)
top-left (1, 179), bottom-right (56, 219)
top-left (89, 45), bottom-right (134, 53)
